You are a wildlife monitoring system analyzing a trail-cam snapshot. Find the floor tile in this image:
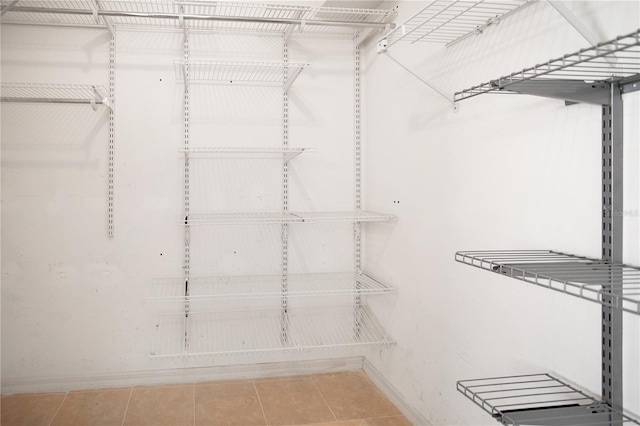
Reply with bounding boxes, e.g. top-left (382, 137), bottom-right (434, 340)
top-left (303, 421), bottom-right (364, 426)
top-left (195, 380), bottom-right (265, 426)
top-left (51, 388), bottom-right (131, 426)
top-left (312, 371), bottom-right (401, 420)
top-left (364, 415), bottom-right (413, 426)
top-left (1, 393), bottom-right (66, 426)
top-left (255, 377), bottom-right (335, 425)
top-left (123, 384), bottom-right (194, 426)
